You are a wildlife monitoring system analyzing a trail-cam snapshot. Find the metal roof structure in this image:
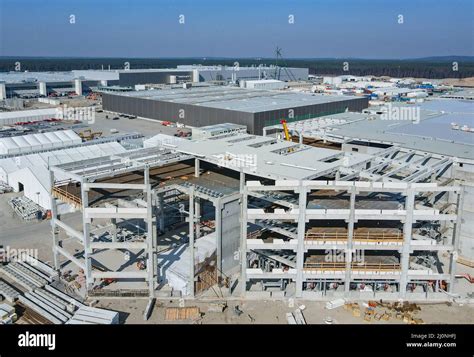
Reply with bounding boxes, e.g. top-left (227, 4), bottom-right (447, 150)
top-left (0, 108), bottom-right (59, 124)
top-left (108, 86), bottom-right (364, 113)
top-left (150, 133), bottom-right (373, 181)
top-left (0, 129), bottom-right (81, 155)
top-left (0, 71), bottom-right (76, 84)
top-left (266, 100), bottom-right (474, 161)
top-left (52, 146), bottom-right (193, 182)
